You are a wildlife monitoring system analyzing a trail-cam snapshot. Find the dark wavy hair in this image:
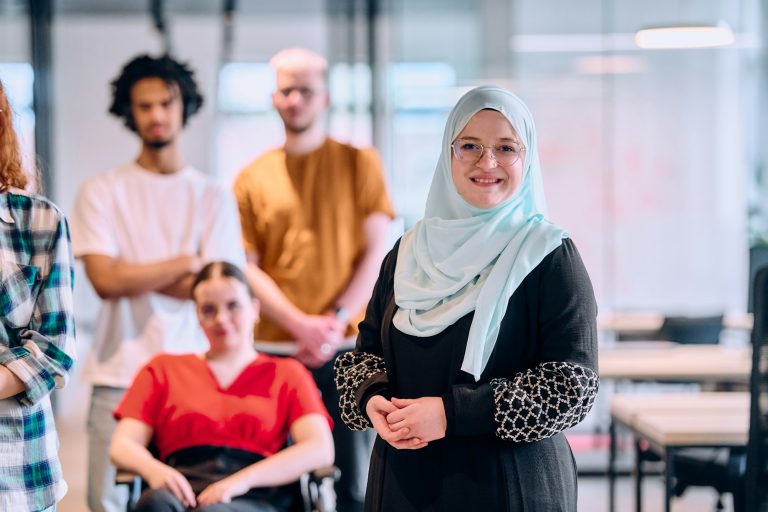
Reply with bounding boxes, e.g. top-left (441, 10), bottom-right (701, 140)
top-left (108, 54), bottom-right (204, 132)
top-left (192, 261), bottom-right (255, 300)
